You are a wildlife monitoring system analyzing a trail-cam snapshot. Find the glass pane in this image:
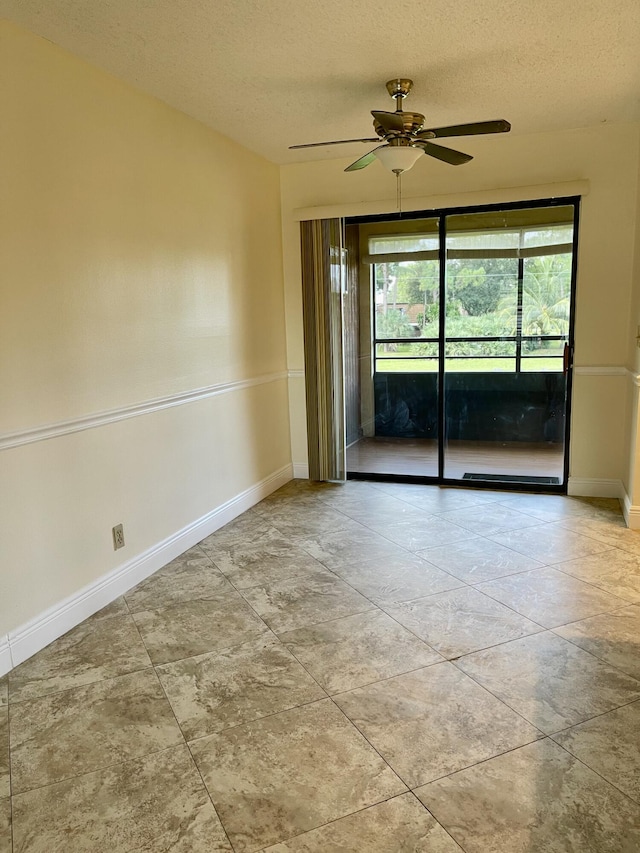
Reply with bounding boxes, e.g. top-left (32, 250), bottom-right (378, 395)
top-left (369, 233), bottom-right (439, 254)
top-left (445, 258), bottom-right (518, 340)
top-left (374, 259), bottom-right (440, 340)
top-left (521, 356), bottom-right (564, 372)
top-left (376, 341), bottom-right (438, 373)
top-left (447, 229), bottom-right (520, 251)
top-left (522, 253), bottom-right (571, 338)
top-left (445, 338), bottom-right (516, 373)
top-left (522, 223), bottom-right (573, 248)
top-left (443, 205), bottom-right (574, 486)
top-left (358, 217), bottom-right (440, 477)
